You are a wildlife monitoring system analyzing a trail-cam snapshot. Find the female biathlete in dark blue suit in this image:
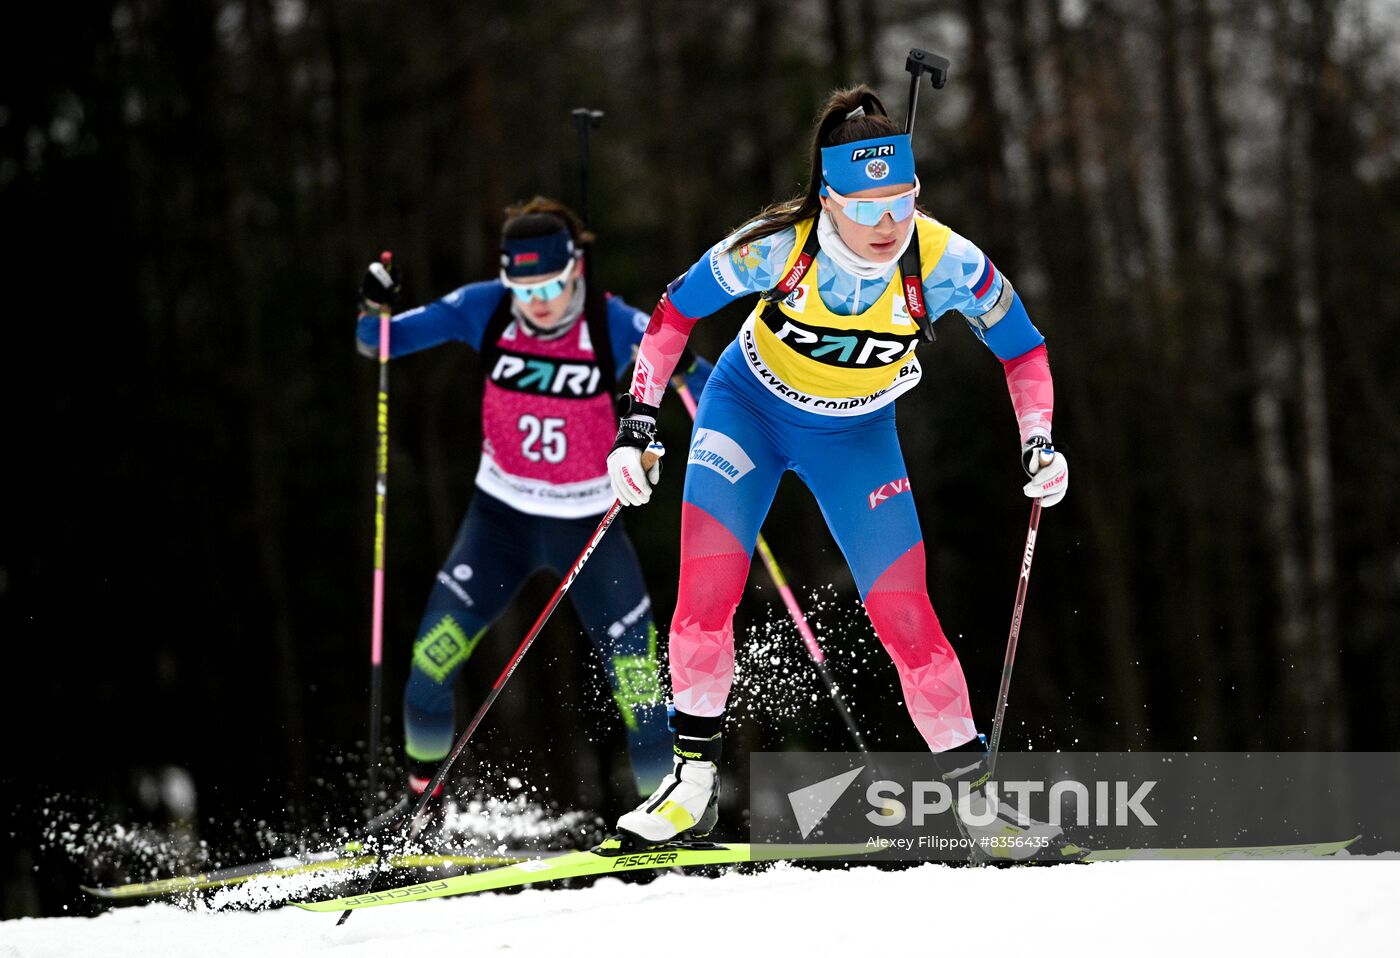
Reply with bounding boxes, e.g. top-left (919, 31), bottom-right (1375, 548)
top-left (357, 197), bottom-right (711, 824)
